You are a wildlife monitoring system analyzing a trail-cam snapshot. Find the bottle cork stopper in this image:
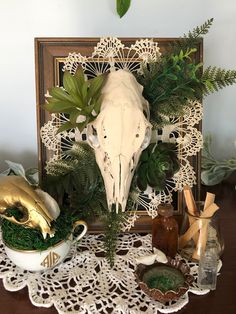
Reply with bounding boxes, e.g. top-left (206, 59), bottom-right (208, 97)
top-left (158, 204), bottom-right (174, 217)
